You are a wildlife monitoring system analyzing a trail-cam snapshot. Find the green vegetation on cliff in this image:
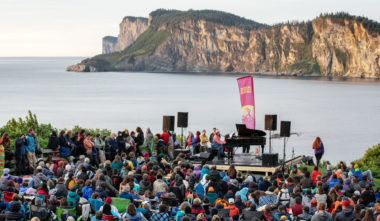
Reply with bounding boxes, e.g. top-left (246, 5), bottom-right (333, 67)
top-left (149, 9), bottom-right (266, 30)
top-left (91, 28), bottom-right (169, 70)
top-left (319, 12), bottom-right (380, 34)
